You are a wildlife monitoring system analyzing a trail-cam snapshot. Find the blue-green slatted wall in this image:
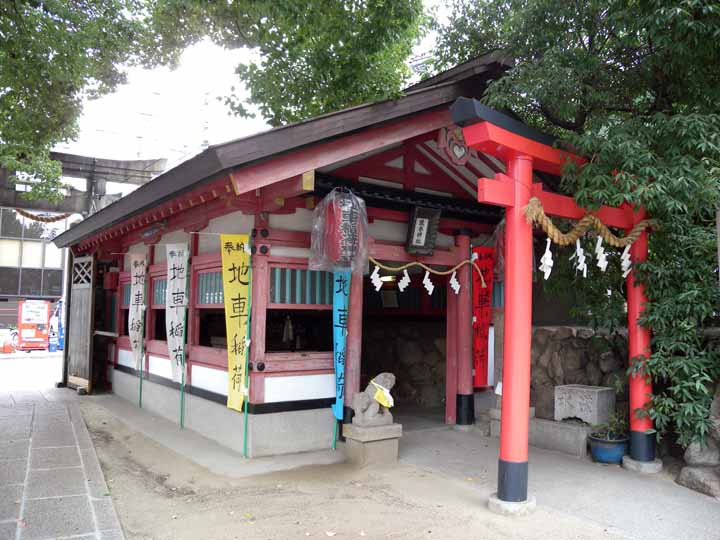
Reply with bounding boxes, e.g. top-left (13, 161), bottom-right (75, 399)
top-left (197, 271), bottom-right (224, 305)
top-left (270, 268), bottom-right (333, 305)
top-left (122, 283), bottom-right (130, 306)
top-left (152, 278), bottom-right (167, 306)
